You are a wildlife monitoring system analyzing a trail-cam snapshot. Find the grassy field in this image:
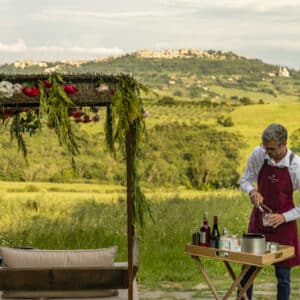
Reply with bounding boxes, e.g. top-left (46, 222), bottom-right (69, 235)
top-left (224, 102), bottom-right (300, 172)
top-left (1, 181), bottom-right (300, 293)
top-left (144, 100), bottom-right (300, 174)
